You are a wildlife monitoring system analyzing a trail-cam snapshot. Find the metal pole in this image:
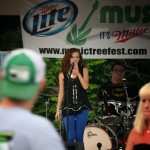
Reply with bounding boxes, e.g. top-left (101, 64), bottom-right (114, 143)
top-left (45, 98), bottom-right (51, 118)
